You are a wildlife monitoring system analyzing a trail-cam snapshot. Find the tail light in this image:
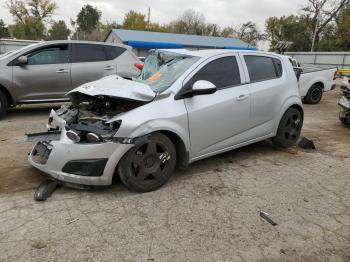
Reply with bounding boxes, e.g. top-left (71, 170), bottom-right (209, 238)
top-left (333, 70), bottom-right (337, 80)
top-left (134, 63), bottom-right (143, 70)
